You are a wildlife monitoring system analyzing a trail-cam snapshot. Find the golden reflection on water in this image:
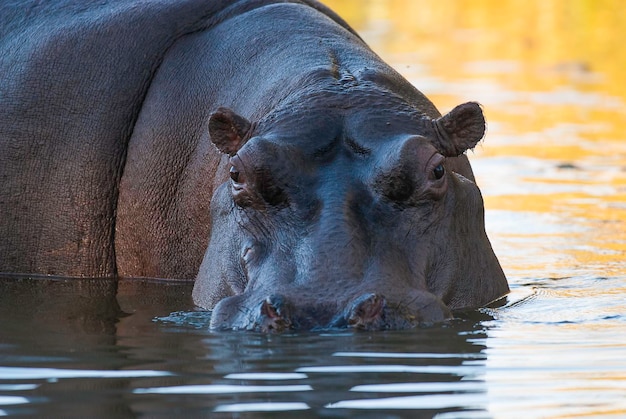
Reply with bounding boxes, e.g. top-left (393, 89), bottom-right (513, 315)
top-left (322, 0), bottom-right (626, 278)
